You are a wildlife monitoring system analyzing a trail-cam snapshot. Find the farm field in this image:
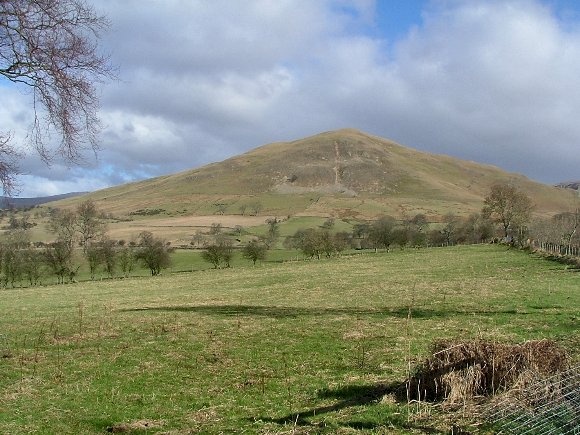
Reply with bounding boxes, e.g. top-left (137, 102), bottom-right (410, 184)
top-left (0, 245), bottom-right (578, 433)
